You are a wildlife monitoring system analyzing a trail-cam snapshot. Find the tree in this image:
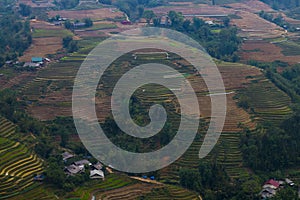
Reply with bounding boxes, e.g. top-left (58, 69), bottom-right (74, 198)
top-left (153, 17), bottom-right (161, 26)
top-left (168, 10), bottom-right (184, 28)
top-left (84, 18), bottom-right (93, 27)
top-left (183, 19), bottom-right (191, 32)
top-left (64, 20), bottom-right (72, 29)
top-left (63, 36), bottom-right (73, 48)
top-left (143, 10), bottom-right (156, 24)
top-left (193, 17), bottom-right (205, 30)
top-left (68, 41), bottom-right (78, 53)
top-left (19, 3), bottom-right (31, 17)
top-left (223, 17), bottom-right (230, 27)
top-left (179, 169), bottom-right (202, 192)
